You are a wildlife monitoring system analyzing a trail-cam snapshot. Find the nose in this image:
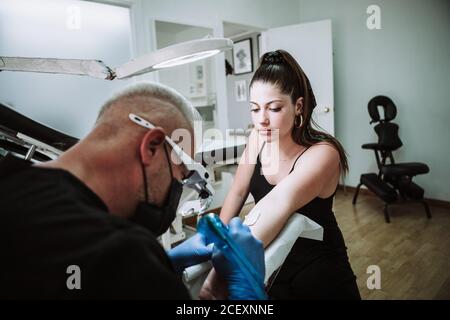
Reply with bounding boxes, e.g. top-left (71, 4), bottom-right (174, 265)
top-left (258, 109), bottom-right (269, 126)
